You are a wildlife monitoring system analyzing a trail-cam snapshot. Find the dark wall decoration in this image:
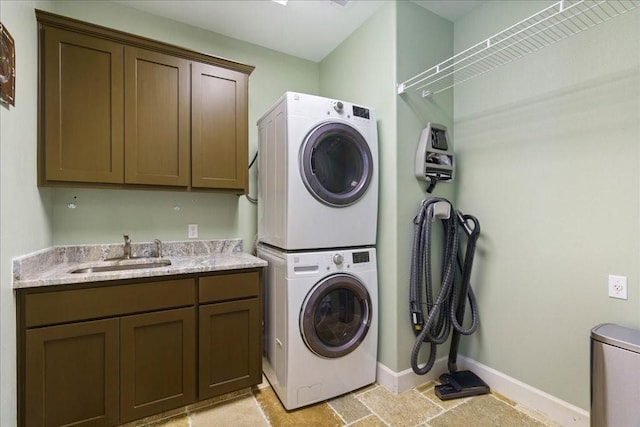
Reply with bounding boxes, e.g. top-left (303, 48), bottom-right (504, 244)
top-left (0, 22), bottom-right (16, 106)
